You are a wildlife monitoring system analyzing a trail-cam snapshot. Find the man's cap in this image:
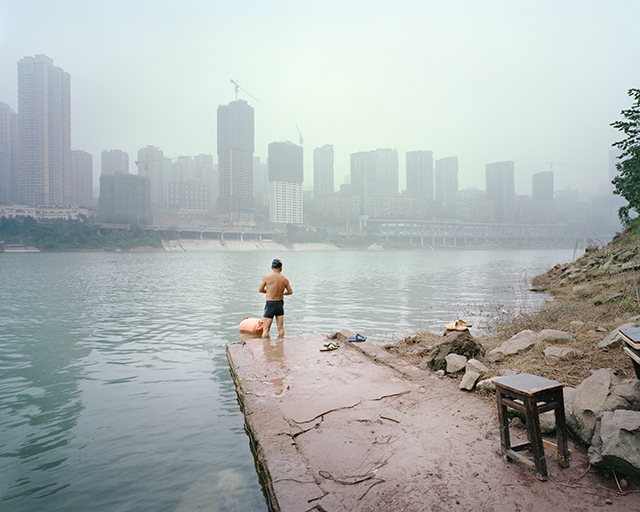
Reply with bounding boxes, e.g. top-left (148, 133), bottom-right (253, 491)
top-left (272, 258), bottom-right (282, 268)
